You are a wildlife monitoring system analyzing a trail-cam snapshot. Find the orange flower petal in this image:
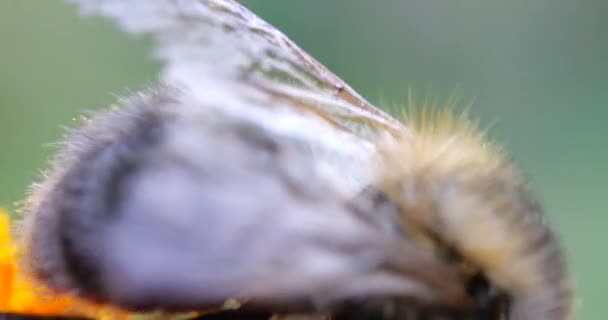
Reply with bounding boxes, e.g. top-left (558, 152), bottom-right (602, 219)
top-left (0, 210), bottom-right (16, 310)
top-left (0, 262), bottom-right (15, 310)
